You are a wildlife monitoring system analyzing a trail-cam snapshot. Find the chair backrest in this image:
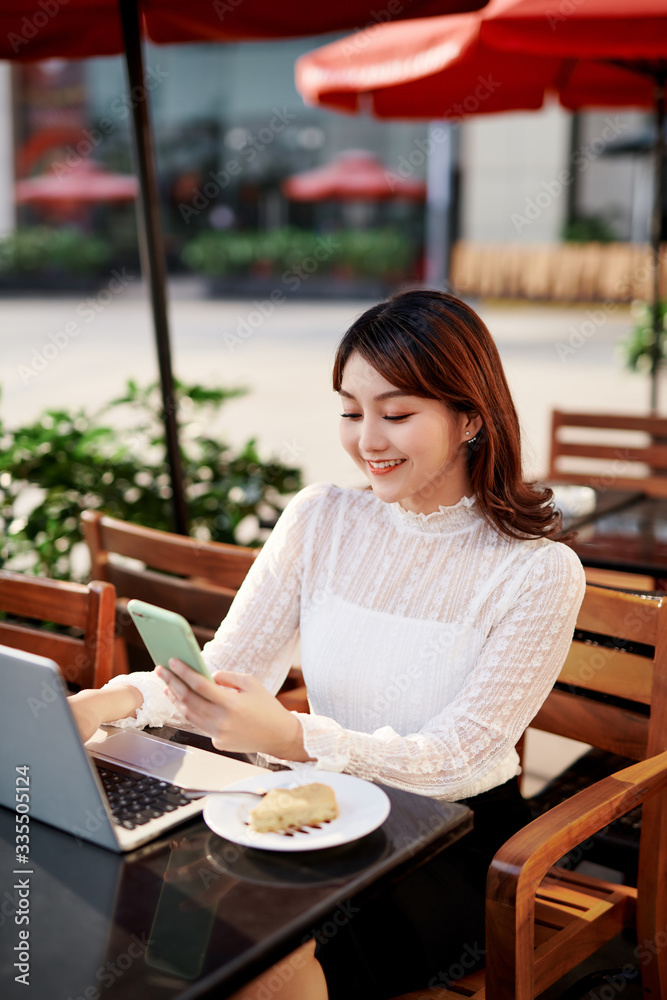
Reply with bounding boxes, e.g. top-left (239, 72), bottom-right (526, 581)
top-left (81, 511), bottom-right (258, 666)
top-left (529, 584), bottom-right (667, 762)
top-left (0, 570), bottom-right (116, 689)
top-left (548, 410), bottom-right (667, 497)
